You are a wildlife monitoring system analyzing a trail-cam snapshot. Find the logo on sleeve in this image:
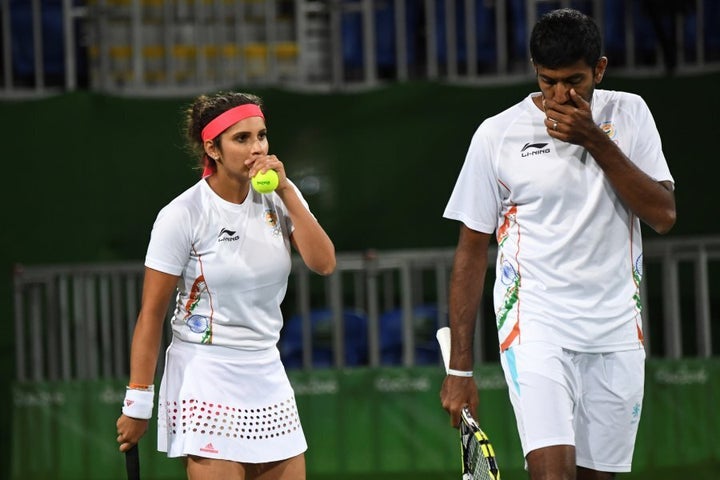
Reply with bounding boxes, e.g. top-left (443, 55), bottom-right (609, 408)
top-left (520, 142), bottom-right (550, 157)
top-left (217, 228), bottom-right (239, 242)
